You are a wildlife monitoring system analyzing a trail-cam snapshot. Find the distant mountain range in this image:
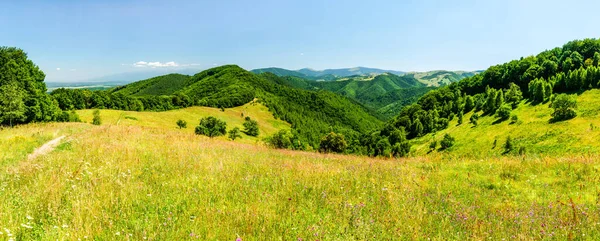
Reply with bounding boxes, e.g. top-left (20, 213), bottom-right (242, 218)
top-left (251, 67), bottom-right (480, 86)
